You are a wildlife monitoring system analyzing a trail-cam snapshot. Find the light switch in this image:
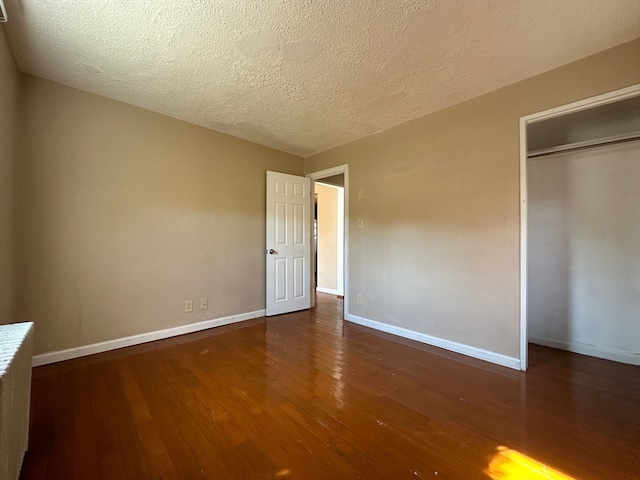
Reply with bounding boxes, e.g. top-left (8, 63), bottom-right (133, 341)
top-left (357, 189), bottom-right (364, 199)
top-left (357, 219), bottom-right (364, 229)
